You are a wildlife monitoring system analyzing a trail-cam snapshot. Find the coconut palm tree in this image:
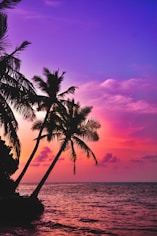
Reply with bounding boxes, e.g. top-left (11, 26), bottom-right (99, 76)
top-left (0, 41), bottom-right (37, 157)
top-left (14, 68), bottom-right (76, 189)
top-left (30, 99), bottom-right (100, 198)
top-left (0, 2), bottom-right (36, 159)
